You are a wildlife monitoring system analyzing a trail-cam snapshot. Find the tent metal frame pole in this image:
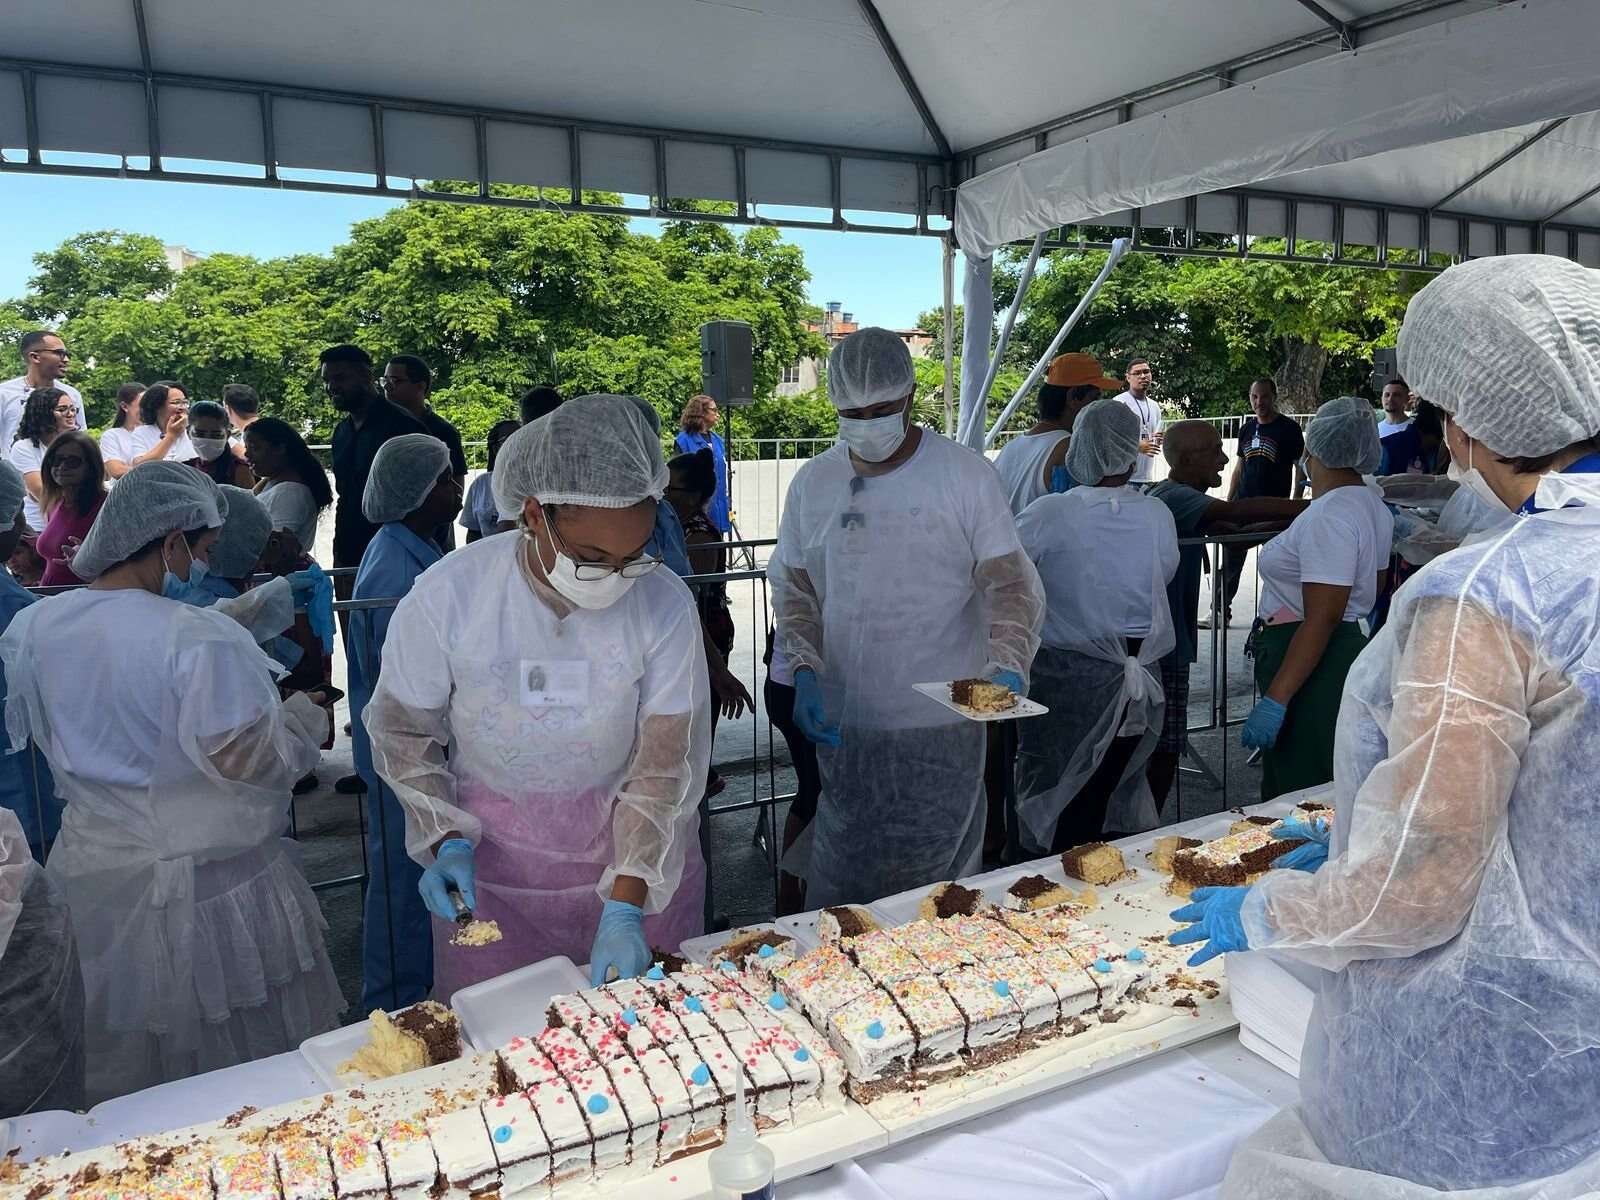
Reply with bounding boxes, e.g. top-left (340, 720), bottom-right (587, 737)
top-left (941, 238), bottom-right (956, 438)
top-left (973, 230), bottom-right (1045, 439)
top-left (853, 0), bottom-right (954, 159)
top-left (1428, 117), bottom-right (1569, 212)
top-left (1291, 0), bottom-right (1357, 51)
top-left (130, 0), bottom-right (163, 169)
